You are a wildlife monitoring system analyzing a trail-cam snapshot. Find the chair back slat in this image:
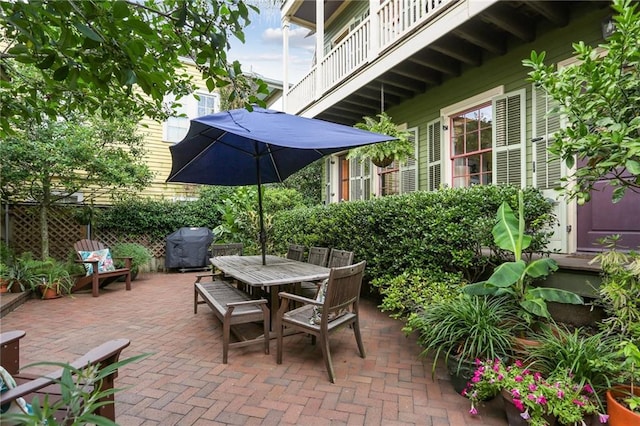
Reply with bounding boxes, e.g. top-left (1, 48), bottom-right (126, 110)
top-left (324, 260), bottom-right (366, 314)
top-left (327, 249), bottom-right (354, 268)
top-left (307, 247), bottom-right (329, 267)
top-left (286, 244), bottom-right (305, 261)
top-left (74, 239), bottom-right (107, 256)
top-left (210, 243), bottom-right (243, 256)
